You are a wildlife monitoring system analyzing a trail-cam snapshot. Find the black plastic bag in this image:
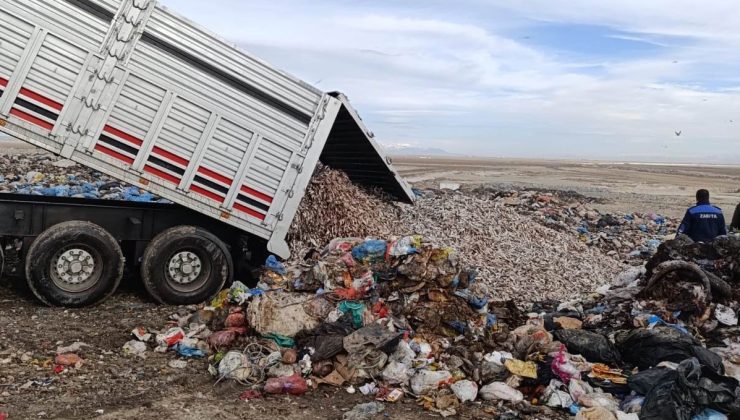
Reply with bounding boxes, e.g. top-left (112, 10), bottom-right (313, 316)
top-left (640, 370), bottom-right (696, 420)
top-left (640, 358), bottom-right (740, 420)
top-left (617, 327), bottom-right (695, 368)
top-left (295, 315), bottom-right (355, 361)
top-left (617, 327), bottom-right (725, 373)
top-left (628, 368), bottom-right (677, 395)
top-left (552, 329), bottom-right (621, 365)
top-left (692, 346), bottom-right (725, 375)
